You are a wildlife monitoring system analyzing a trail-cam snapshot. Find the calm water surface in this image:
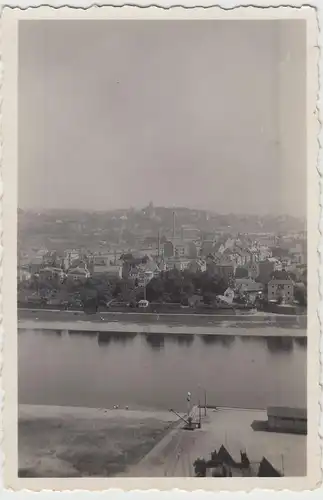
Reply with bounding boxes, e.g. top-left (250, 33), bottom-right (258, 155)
top-left (18, 329), bottom-right (307, 411)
